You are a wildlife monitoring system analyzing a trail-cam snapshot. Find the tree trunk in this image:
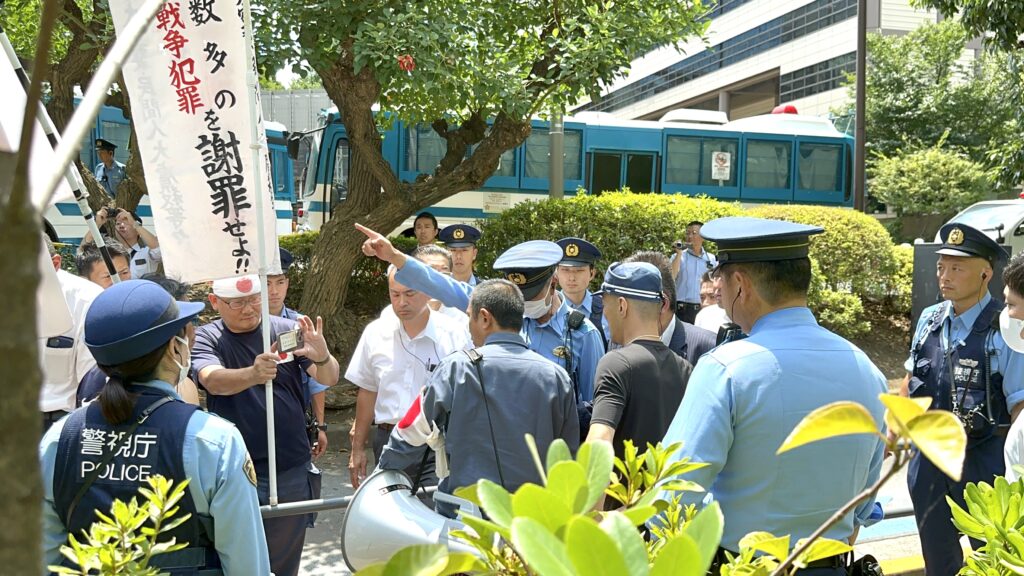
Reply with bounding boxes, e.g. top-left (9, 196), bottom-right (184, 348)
top-left (77, 161), bottom-right (113, 213)
top-left (0, 150), bottom-right (44, 574)
top-left (111, 79), bottom-right (147, 212)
